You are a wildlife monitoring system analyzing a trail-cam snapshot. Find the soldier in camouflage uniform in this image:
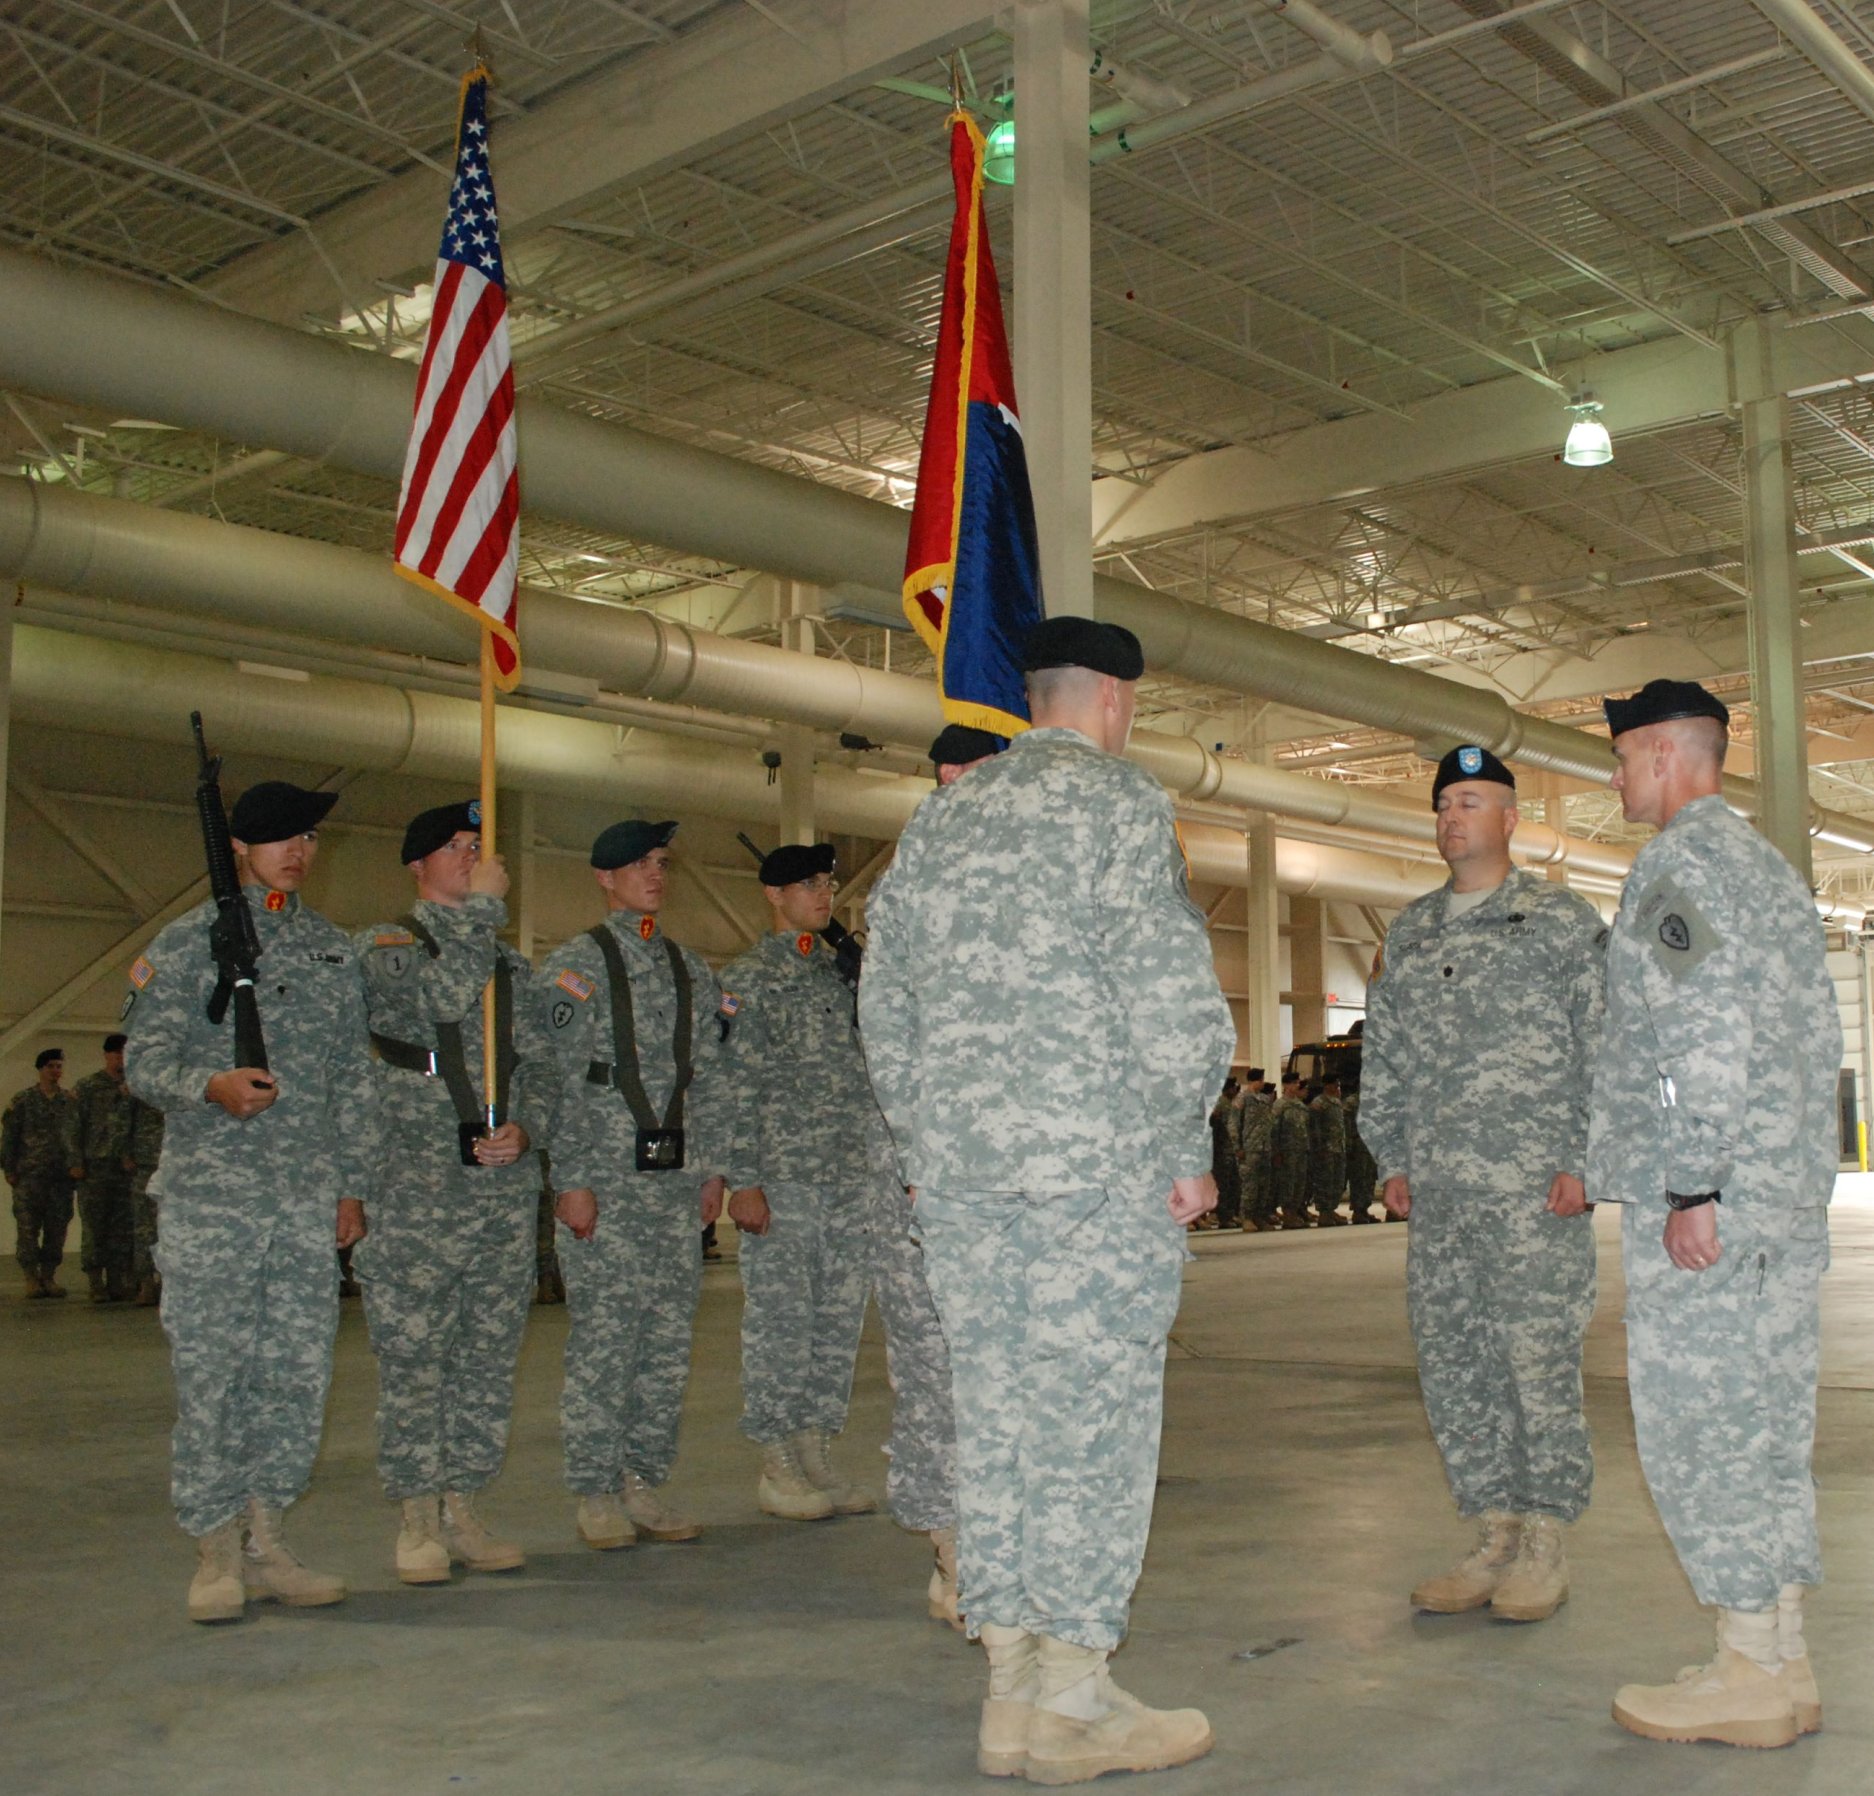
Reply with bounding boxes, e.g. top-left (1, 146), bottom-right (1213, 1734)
top-left (540, 820), bottom-right (733, 1550)
top-left (1590, 682), bottom-right (1839, 1750)
top-left (1362, 745), bottom-right (1604, 1624)
top-left (1268, 1074), bottom-right (1313, 1228)
top-left (1231, 1071), bottom-right (1275, 1231)
top-left (3, 1048), bottom-right (76, 1298)
top-left (129, 1098), bottom-right (164, 1306)
top-left (1343, 1085), bottom-right (1378, 1223)
top-left (68, 1033), bottom-right (139, 1301)
top-left (354, 802), bottom-right (561, 1587)
top-left (862, 619), bottom-right (1231, 1784)
top-left (723, 840), bottom-right (960, 1621)
top-left (1308, 1076), bottom-right (1349, 1225)
top-left (124, 780), bottom-right (374, 1624)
